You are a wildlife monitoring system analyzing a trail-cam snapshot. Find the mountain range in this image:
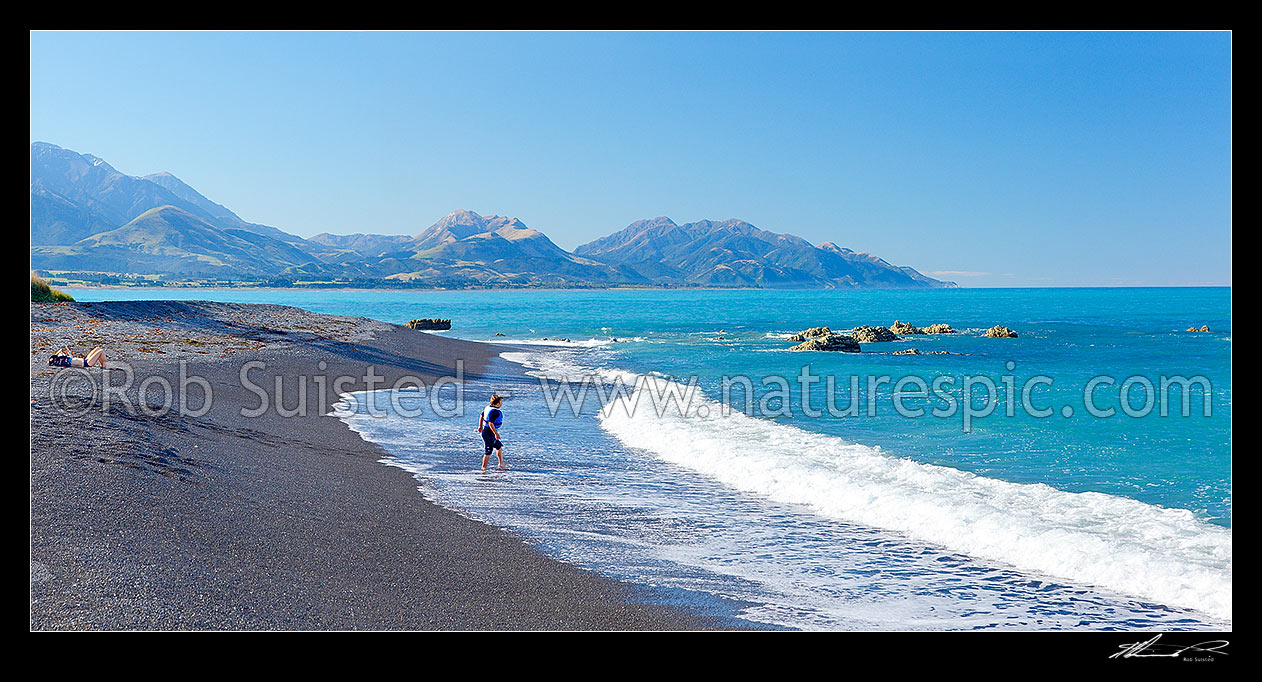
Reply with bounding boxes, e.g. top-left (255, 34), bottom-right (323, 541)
top-left (29, 142), bottom-right (954, 288)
